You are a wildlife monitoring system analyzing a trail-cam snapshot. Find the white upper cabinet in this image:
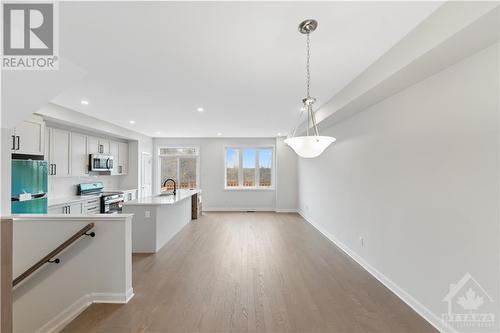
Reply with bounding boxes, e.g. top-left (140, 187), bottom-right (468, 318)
top-left (98, 139), bottom-right (109, 154)
top-left (118, 142), bottom-right (129, 175)
top-left (11, 115), bottom-right (45, 155)
top-left (46, 126), bottom-right (128, 177)
top-left (87, 136), bottom-right (100, 155)
top-left (70, 132), bottom-right (88, 176)
top-left (109, 141), bottom-right (120, 175)
top-left (48, 128), bottom-right (70, 177)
